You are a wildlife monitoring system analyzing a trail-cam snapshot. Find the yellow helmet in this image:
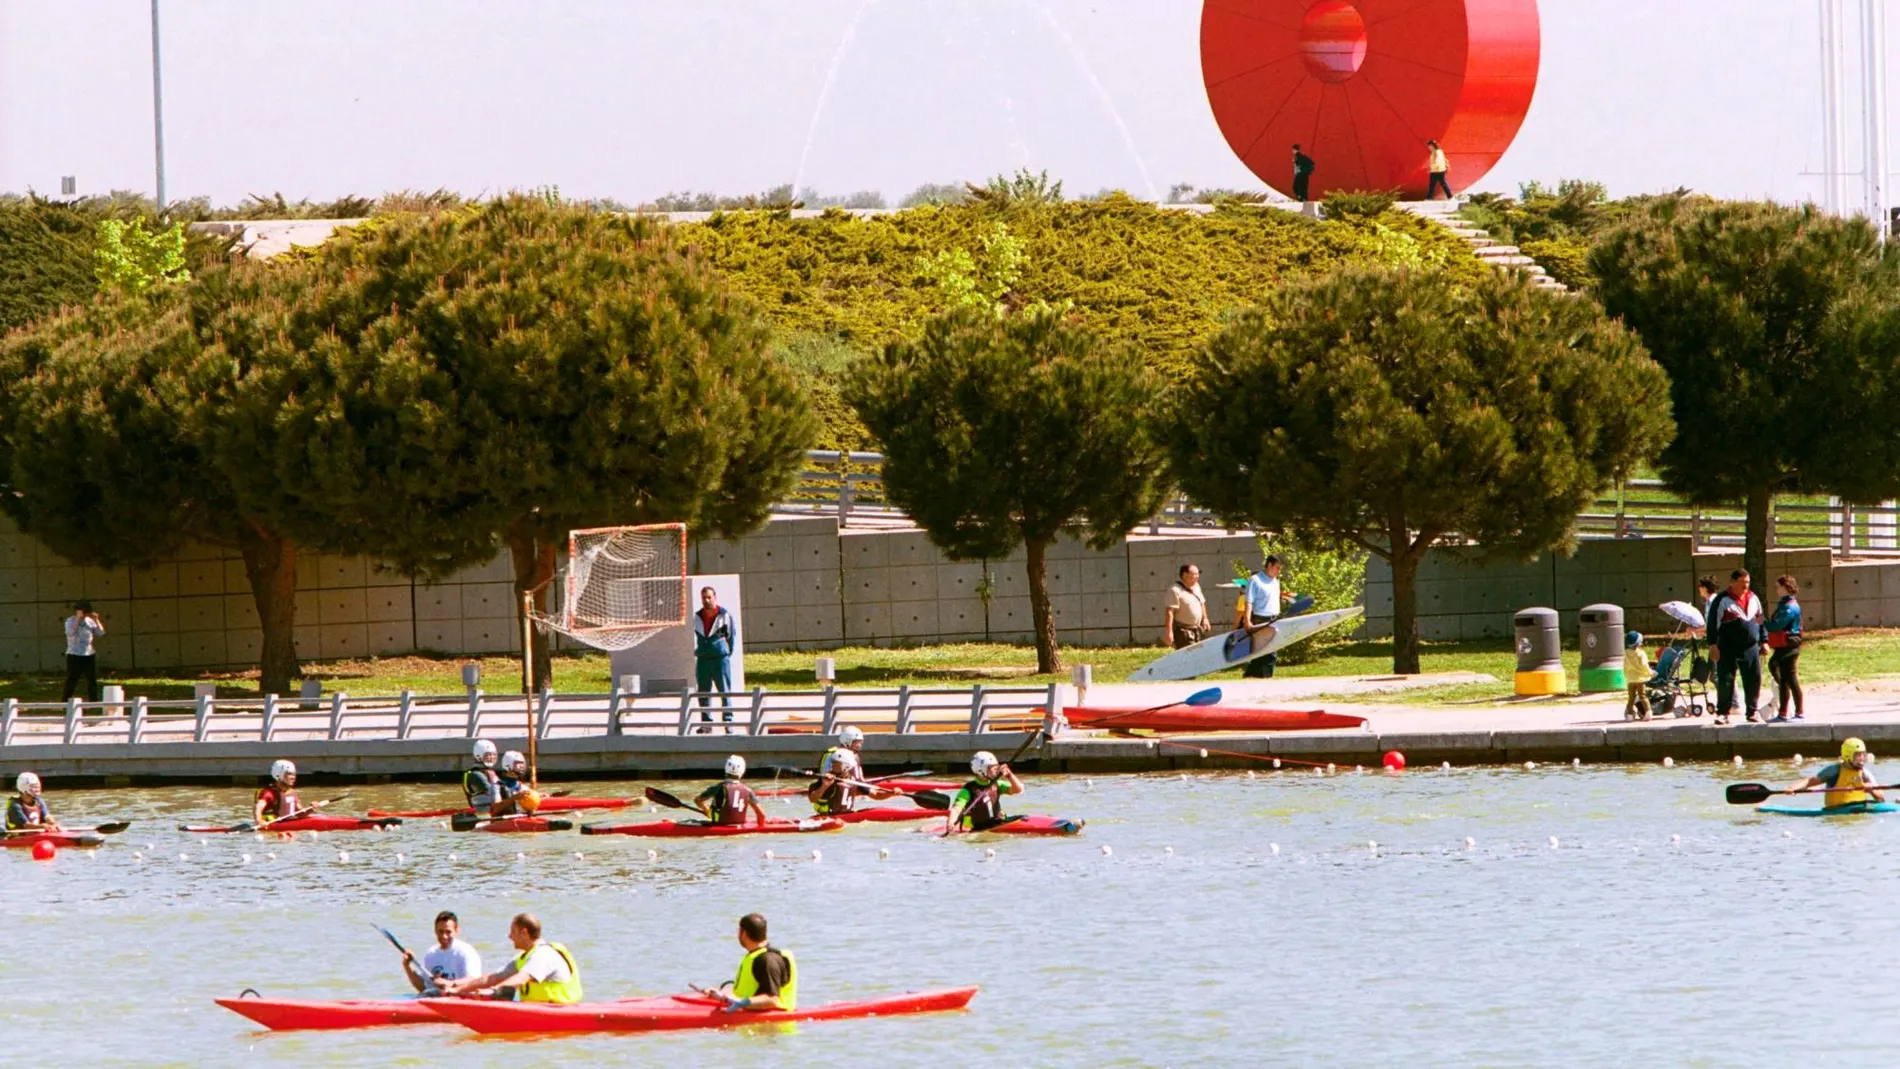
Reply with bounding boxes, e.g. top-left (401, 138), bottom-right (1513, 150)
top-left (1842, 738), bottom-right (1868, 761)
